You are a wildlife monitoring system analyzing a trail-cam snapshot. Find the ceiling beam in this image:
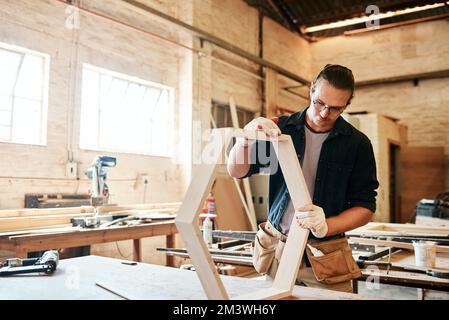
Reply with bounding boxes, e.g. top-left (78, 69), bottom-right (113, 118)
top-left (344, 11), bottom-right (449, 36)
top-left (297, 0), bottom-right (421, 27)
top-left (267, 0), bottom-right (304, 36)
top-left (121, 0), bottom-right (309, 85)
top-left (305, 6), bottom-right (449, 38)
top-left (356, 69), bottom-right (449, 87)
